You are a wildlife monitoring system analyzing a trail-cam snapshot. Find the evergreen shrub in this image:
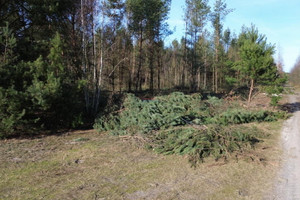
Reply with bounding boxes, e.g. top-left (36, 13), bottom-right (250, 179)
top-left (94, 92), bottom-right (287, 163)
top-left (0, 88), bottom-right (25, 138)
top-left (153, 125), bottom-right (261, 162)
top-left (210, 109), bottom-right (286, 125)
top-left (94, 92), bottom-right (203, 135)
